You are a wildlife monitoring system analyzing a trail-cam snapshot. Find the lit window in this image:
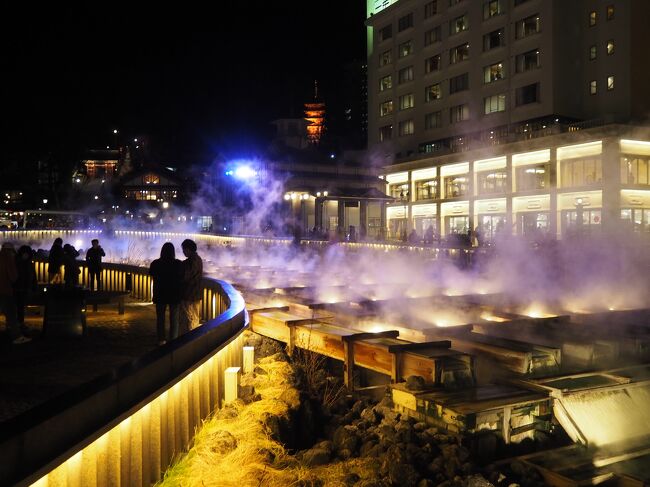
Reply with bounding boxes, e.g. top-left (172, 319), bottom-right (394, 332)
top-left (450, 43), bottom-right (469, 64)
top-left (398, 66), bottom-right (414, 84)
top-left (398, 120), bottom-right (414, 136)
top-left (450, 104), bottom-right (469, 123)
top-left (399, 93), bottom-right (414, 110)
top-left (379, 75), bottom-right (392, 91)
top-left (380, 100), bottom-right (393, 116)
top-left (589, 11), bottom-right (596, 26)
top-left (607, 76), bottom-right (614, 90)
top-left (425, 111), bottom-right (442, 129)
top-left (483, 0), bottom-right (503, 19)
top-left (516, 14), bottom-right (540, 38)
top-left (450, 15), bottom-right (468, 34)
top-left (398, 13), bottom-right (413, 32)
top-left (425, 54), bottom-right (441, 73)
top-left (424, 1), bottom-right (438, 18)
top-left (607, 40), bottom-right (614, 55)
top-left (398, 40), bottom-right (413, 58)
top-left (425, 83), bottom-right (442, 101)
top-left (607, 5), bottom-right (614, 20)
top-left (484, 94), bottom-right (506, 114)
top-left (380, 50), bottom-right (392, 67)
top-left (484, 62), bottom-right (505, 83)
top-left (589, 45), bottom-right (596, 60)
top-left (590, 80), bottom-right (597, 95)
